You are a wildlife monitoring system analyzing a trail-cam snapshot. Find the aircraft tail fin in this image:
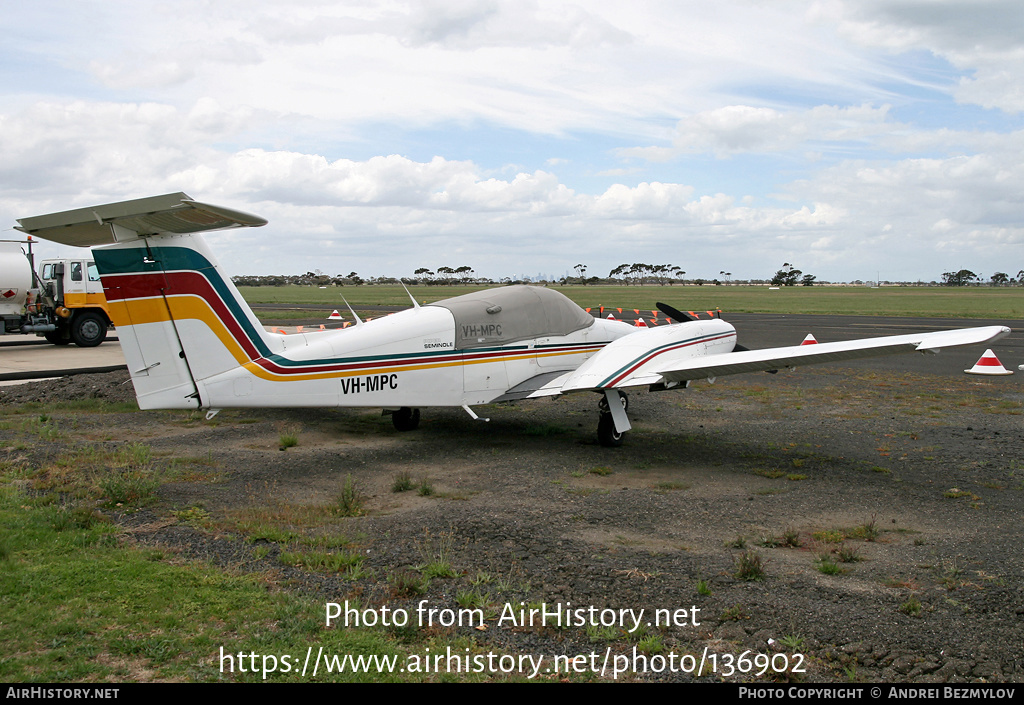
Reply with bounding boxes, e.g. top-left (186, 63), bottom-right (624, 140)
top-left (17, 194), bottom-right (270, 409)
